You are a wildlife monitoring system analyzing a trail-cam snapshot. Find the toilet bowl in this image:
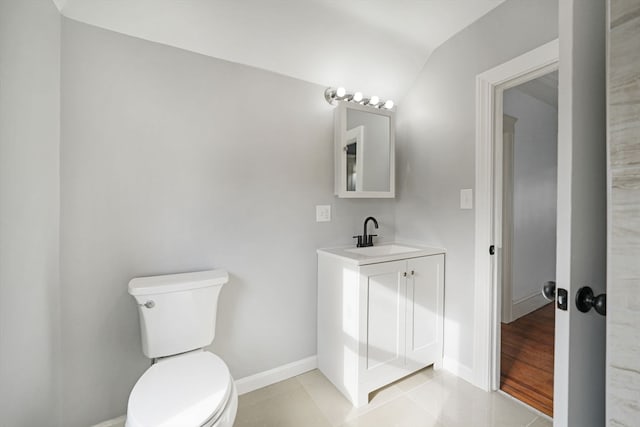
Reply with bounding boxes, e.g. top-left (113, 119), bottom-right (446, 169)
top-left (126, 351), bottom-right (237, 427)
top-left (125, 270), bottom-right (237, 427)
